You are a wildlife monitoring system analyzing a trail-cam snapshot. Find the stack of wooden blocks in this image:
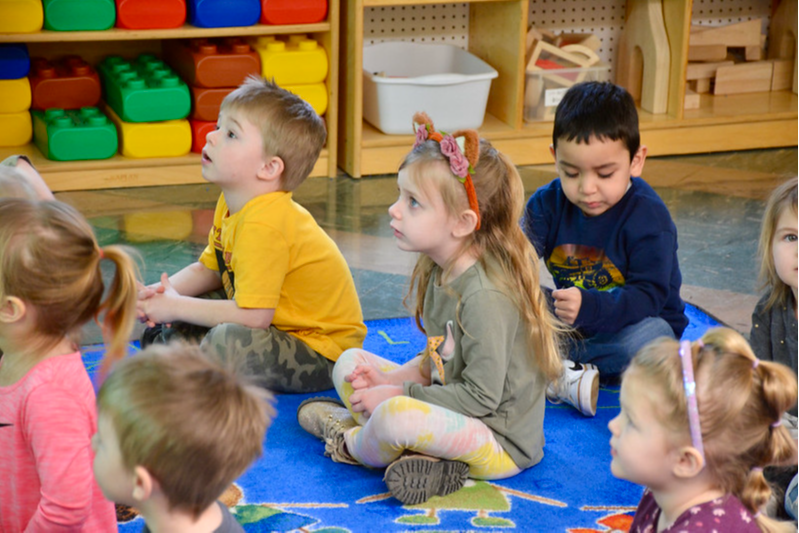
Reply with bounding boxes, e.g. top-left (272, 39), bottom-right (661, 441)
top-left (685, 18), bottom-right (794, 109)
